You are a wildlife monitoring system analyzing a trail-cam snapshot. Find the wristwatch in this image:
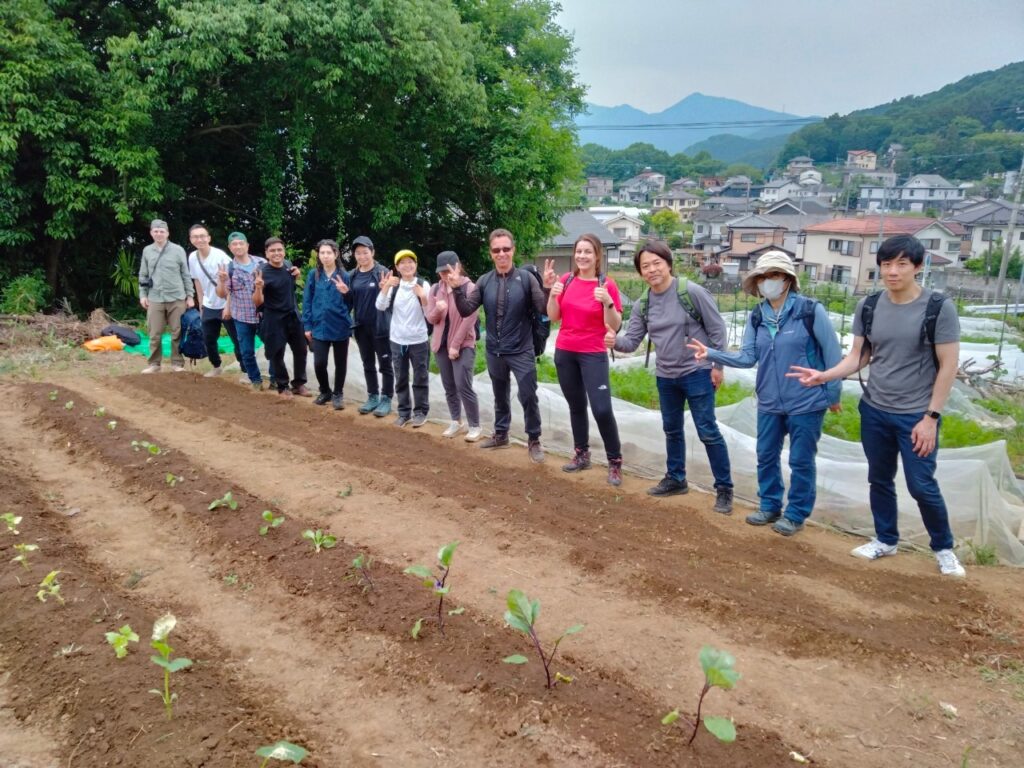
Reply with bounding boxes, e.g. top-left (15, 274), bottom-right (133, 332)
top-left (606, 302), bottom-right (614, 309)
top-left (925, 410), bottom-right (941, 420)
